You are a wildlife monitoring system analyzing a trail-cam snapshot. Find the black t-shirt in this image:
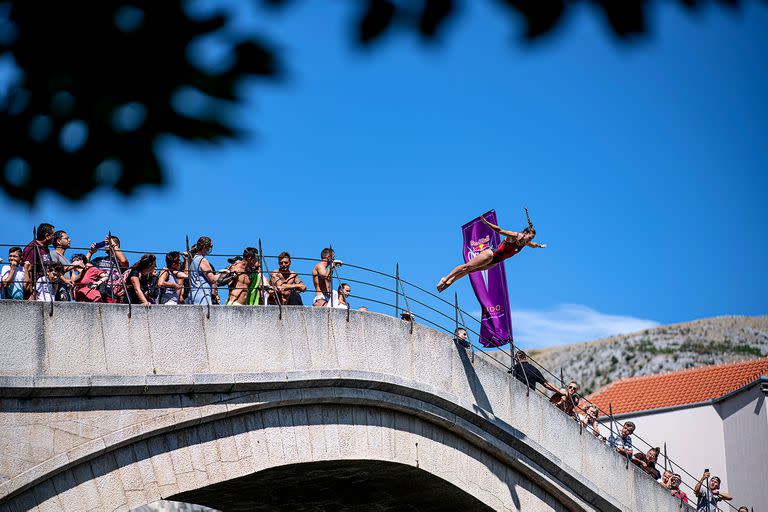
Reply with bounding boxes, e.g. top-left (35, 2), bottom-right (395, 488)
top-left (127, 268), bottom-right (150, 304)
top-left (513, 361), bottom-right (546, 389)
